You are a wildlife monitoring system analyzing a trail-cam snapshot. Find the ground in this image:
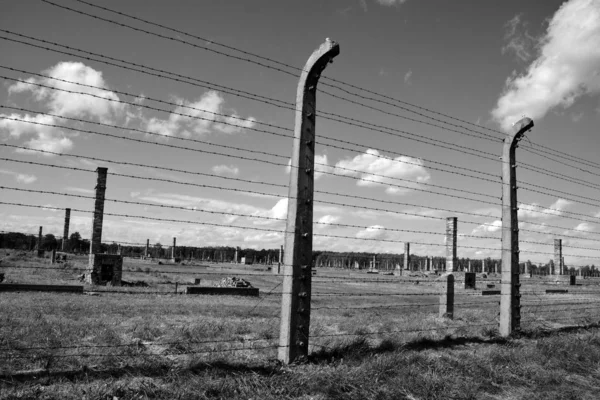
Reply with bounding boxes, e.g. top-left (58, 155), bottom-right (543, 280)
top-left (1, 250), bottom-right (600, 399)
